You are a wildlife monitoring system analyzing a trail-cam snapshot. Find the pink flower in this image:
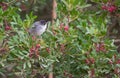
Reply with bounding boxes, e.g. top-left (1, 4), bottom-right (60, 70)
top-left (64, 25), bottom-right (69, 32)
